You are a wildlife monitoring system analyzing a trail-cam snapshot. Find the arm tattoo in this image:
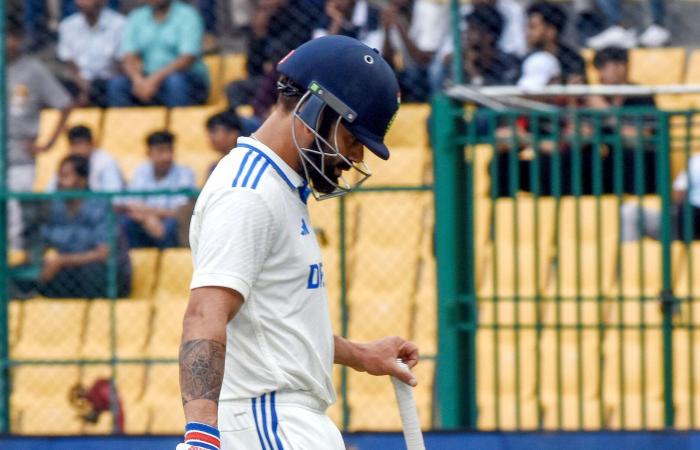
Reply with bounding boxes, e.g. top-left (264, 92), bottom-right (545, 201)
top-left (179, 339), bottom-right (226, 406)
